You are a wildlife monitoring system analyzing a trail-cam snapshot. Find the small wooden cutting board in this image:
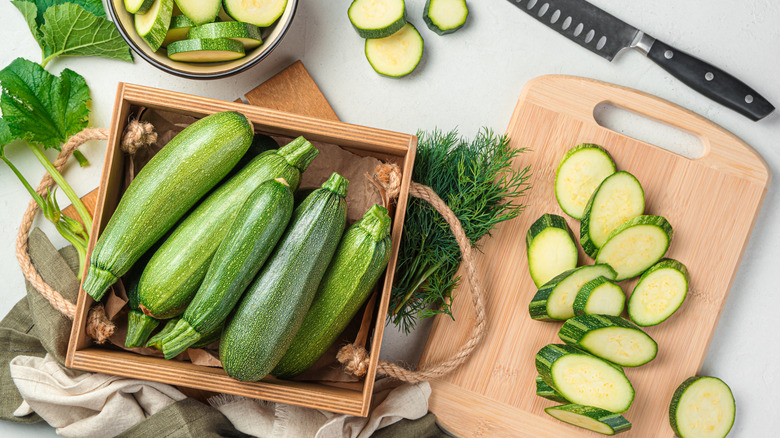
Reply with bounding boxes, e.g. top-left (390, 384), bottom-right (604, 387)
top-left (419, 75), bottom-right (770, 437)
